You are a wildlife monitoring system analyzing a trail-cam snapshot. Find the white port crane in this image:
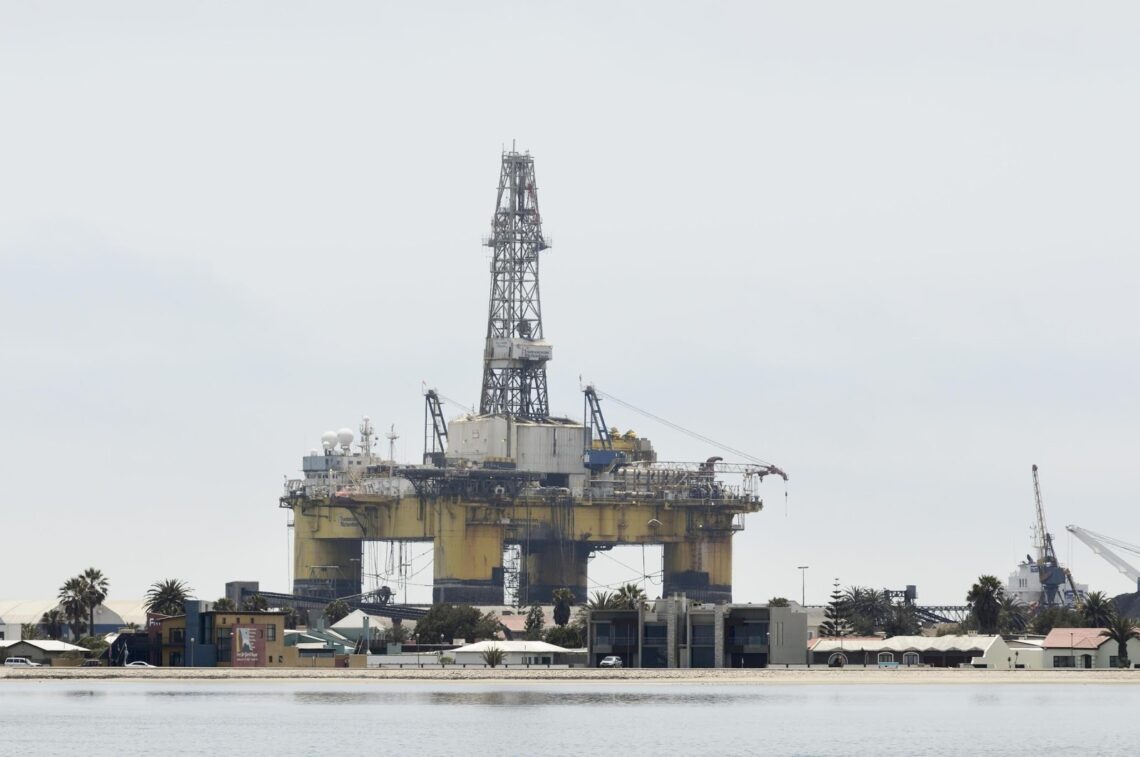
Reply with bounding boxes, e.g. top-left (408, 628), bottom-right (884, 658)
top-left (1065, 525), bottom-right (1140, 593)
